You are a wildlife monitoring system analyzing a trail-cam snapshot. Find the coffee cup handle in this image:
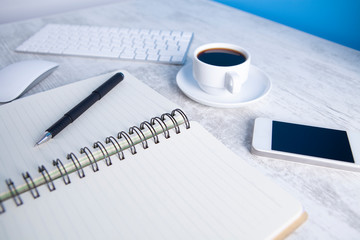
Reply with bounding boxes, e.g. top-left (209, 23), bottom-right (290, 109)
top-left (225, 71), bottom-right (245, 94)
